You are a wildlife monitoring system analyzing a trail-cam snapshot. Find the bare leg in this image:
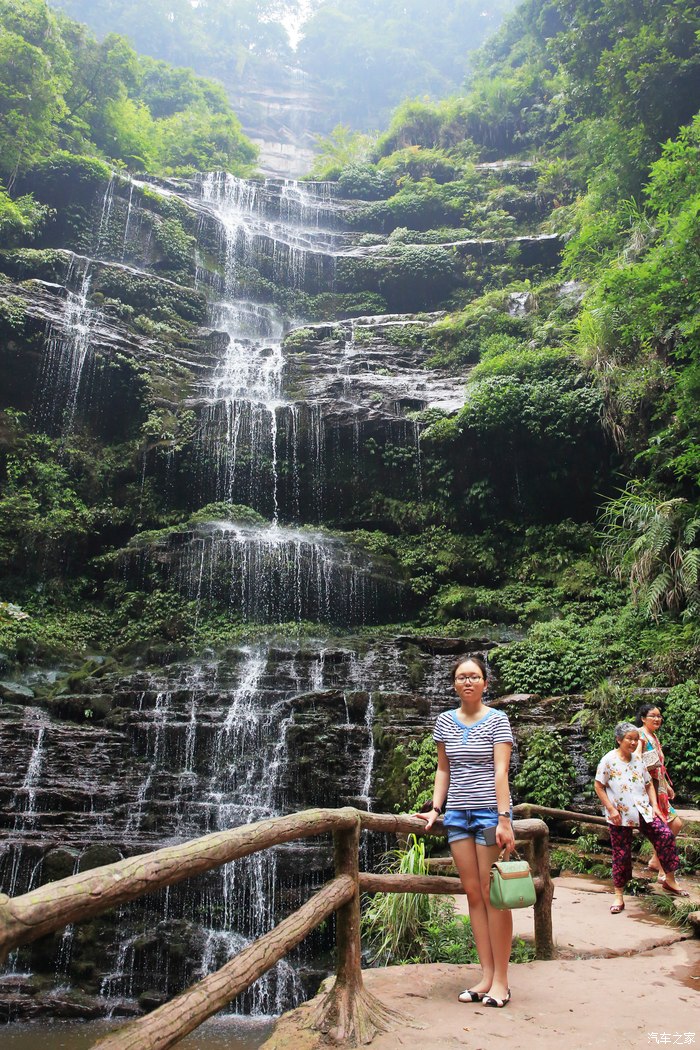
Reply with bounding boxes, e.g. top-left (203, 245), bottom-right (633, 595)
top-left (450, 837), bottom-right (493, 995)
top-left (475, 844), bottom-right (512, 1001)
